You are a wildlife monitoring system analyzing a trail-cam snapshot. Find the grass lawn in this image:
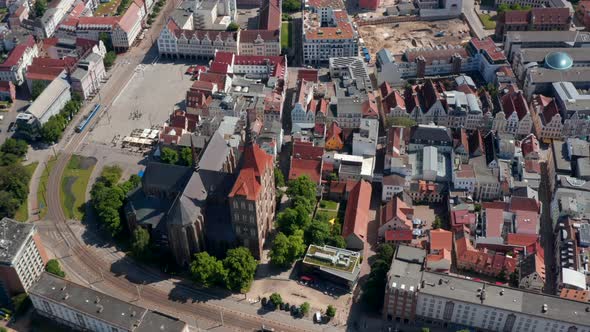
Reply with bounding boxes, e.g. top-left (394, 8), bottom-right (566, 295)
top-left (478, 13), bottom-right (497, 30)
top-left (14, 162), bottom-right (39, 222)
top-left (317, 209), bottom-right (338, 220)
top-left (319, 200), bottom-right (338, 210)
top-left (95, 0), bottom-right (122, 16)
top-left (281, 22), bottom-right (292, 49)
top-left (60, 155), bottom-right (97, 220)
top-left (38, 158), bottom-right (57, 220)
